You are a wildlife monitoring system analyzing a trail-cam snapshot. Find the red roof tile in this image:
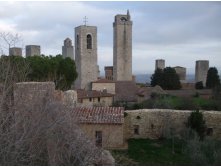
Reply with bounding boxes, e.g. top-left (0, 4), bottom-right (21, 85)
top-left (71, 107), bottom-right (124, 124)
